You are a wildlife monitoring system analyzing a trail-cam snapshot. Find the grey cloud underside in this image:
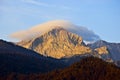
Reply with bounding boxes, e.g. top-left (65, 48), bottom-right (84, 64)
top-left (67, 26), bottom-right (100, 42)
top-left (10, 20), bottom-right (100, 42)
